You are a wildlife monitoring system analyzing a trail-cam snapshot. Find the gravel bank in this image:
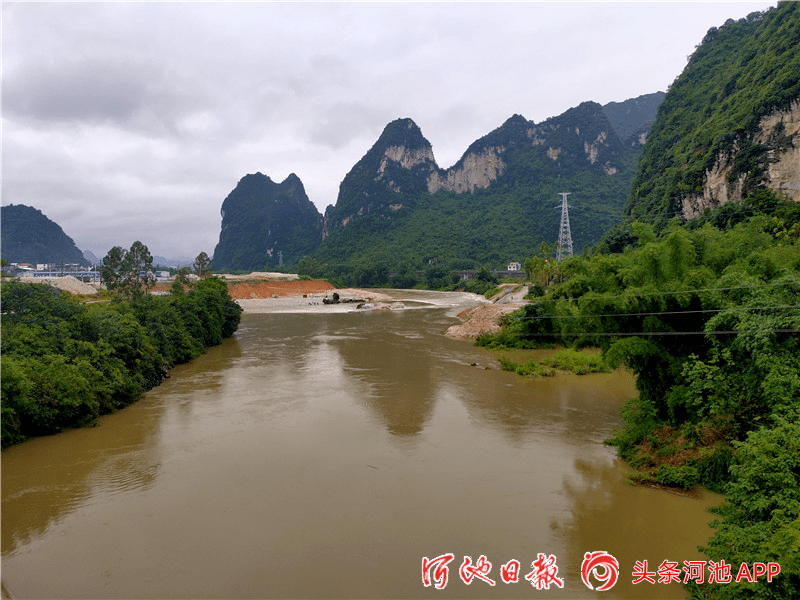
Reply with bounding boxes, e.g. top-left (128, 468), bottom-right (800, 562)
top-left (444, 303), bottom-right (524, 340)
top-left (15, 275), bottom-right (99, 295)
